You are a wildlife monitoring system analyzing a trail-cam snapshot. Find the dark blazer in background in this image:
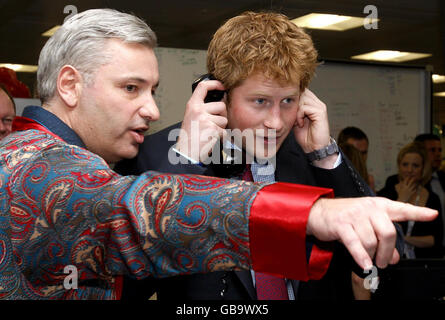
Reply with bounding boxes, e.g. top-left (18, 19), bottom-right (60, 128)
top-left (436, 170), bottom-right (445, 191)
top-left (114, 122), bottom-right (375, 300)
